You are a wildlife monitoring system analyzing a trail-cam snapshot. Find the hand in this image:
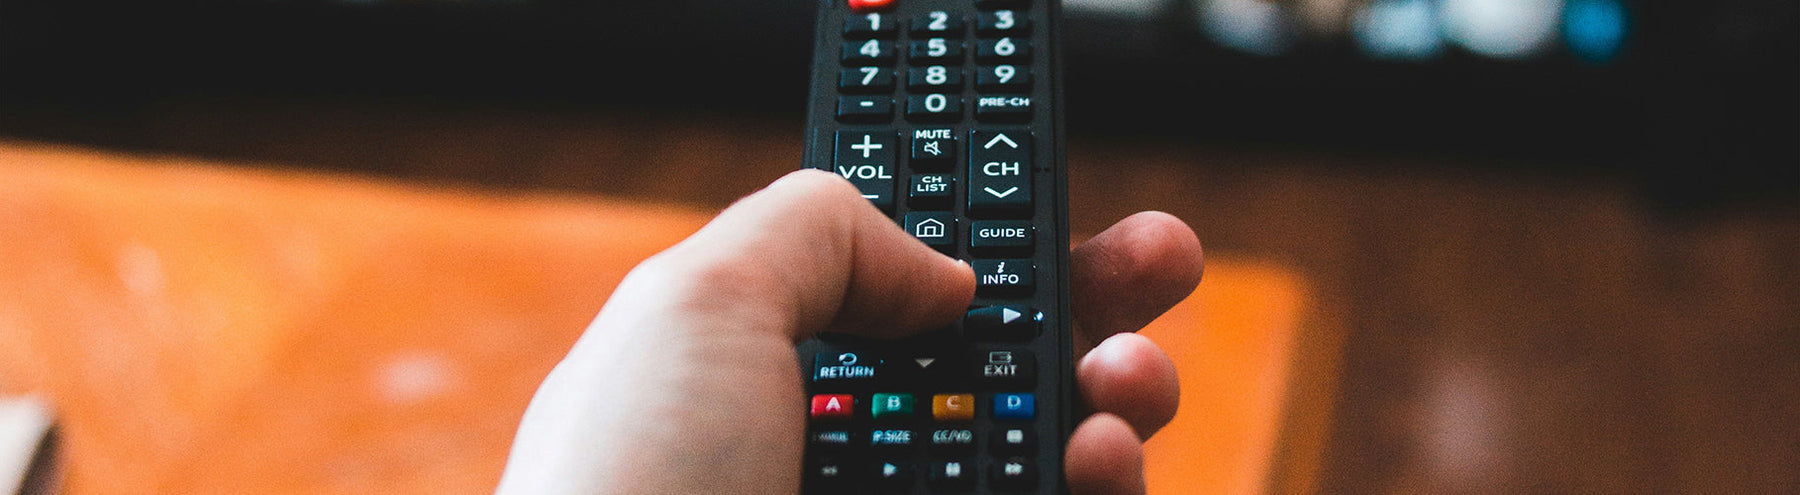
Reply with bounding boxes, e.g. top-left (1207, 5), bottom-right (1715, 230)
top-left (496, 170), bottom-right (1202, 494)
